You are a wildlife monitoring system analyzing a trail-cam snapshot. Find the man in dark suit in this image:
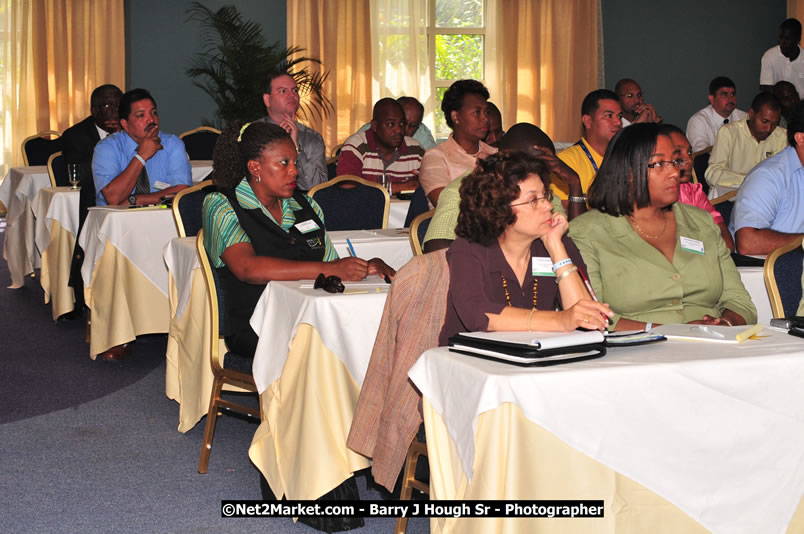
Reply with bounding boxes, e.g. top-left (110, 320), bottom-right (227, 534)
top-left (64, 84), bottom-right (122, 320)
